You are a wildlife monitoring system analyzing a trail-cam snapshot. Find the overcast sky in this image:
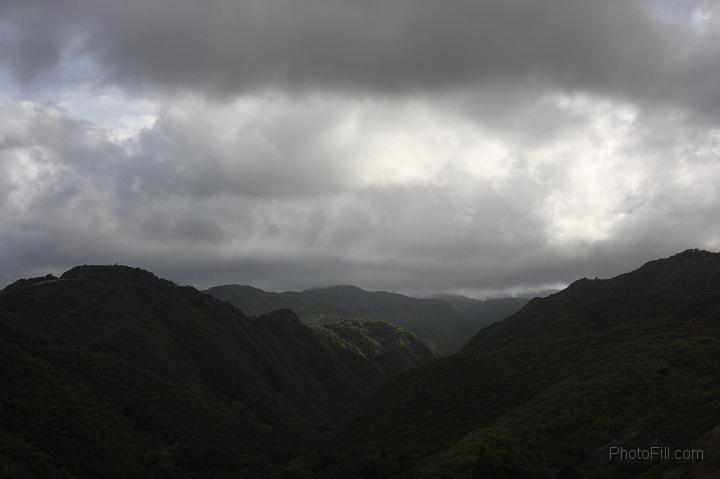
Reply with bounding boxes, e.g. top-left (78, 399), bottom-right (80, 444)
top-left (1, 0), bottom-right (719, 297)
